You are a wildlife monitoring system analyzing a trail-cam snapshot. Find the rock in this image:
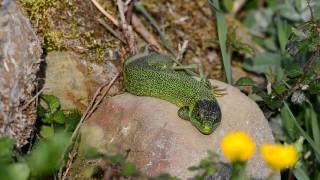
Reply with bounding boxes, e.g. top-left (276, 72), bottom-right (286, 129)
top-left (85, 80), bottom-right (278, 179)
top-left (0, 0), bottom-right (42, 147)
top-left (43, 51), bottom-right (119, 111)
